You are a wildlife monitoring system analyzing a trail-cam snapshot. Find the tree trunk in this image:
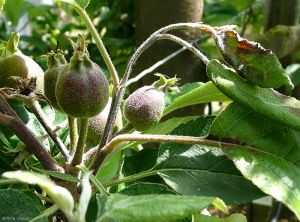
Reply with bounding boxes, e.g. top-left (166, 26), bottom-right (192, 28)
top-left (264, 0), bottom-right (299, 31)
top-left (133, 0), bottom-right (204, 84)
top-left (264, 0), bottom-right (300, 67)
top-left (132, 0), bottom-right (205, 116)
